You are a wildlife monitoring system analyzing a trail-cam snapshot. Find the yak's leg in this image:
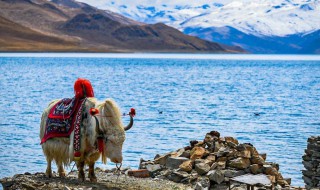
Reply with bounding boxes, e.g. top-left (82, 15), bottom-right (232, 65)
top-left (77, 161), bottom-right (85, 181)
top-left (57, 161), bottom-right (66, 177)
top-left (45, 157), bottom-right (53, 178)
top-left (88, 162), bottom-right (97, 182)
